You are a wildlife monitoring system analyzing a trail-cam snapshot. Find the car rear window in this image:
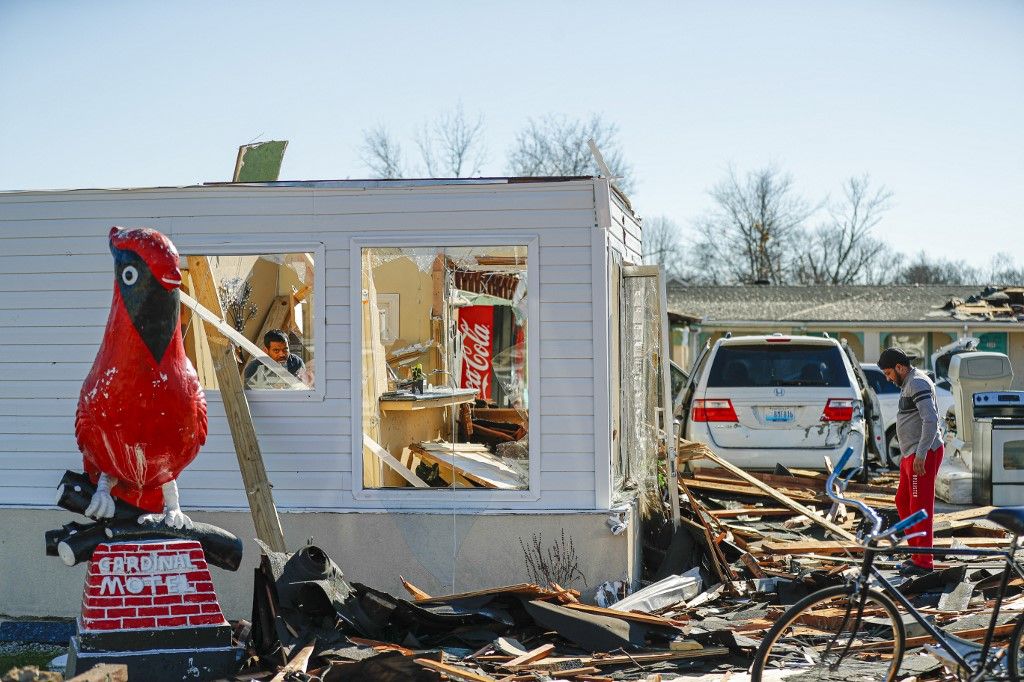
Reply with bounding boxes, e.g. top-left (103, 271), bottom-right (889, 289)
top-left (706, 344), bottom-right (851, 388)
